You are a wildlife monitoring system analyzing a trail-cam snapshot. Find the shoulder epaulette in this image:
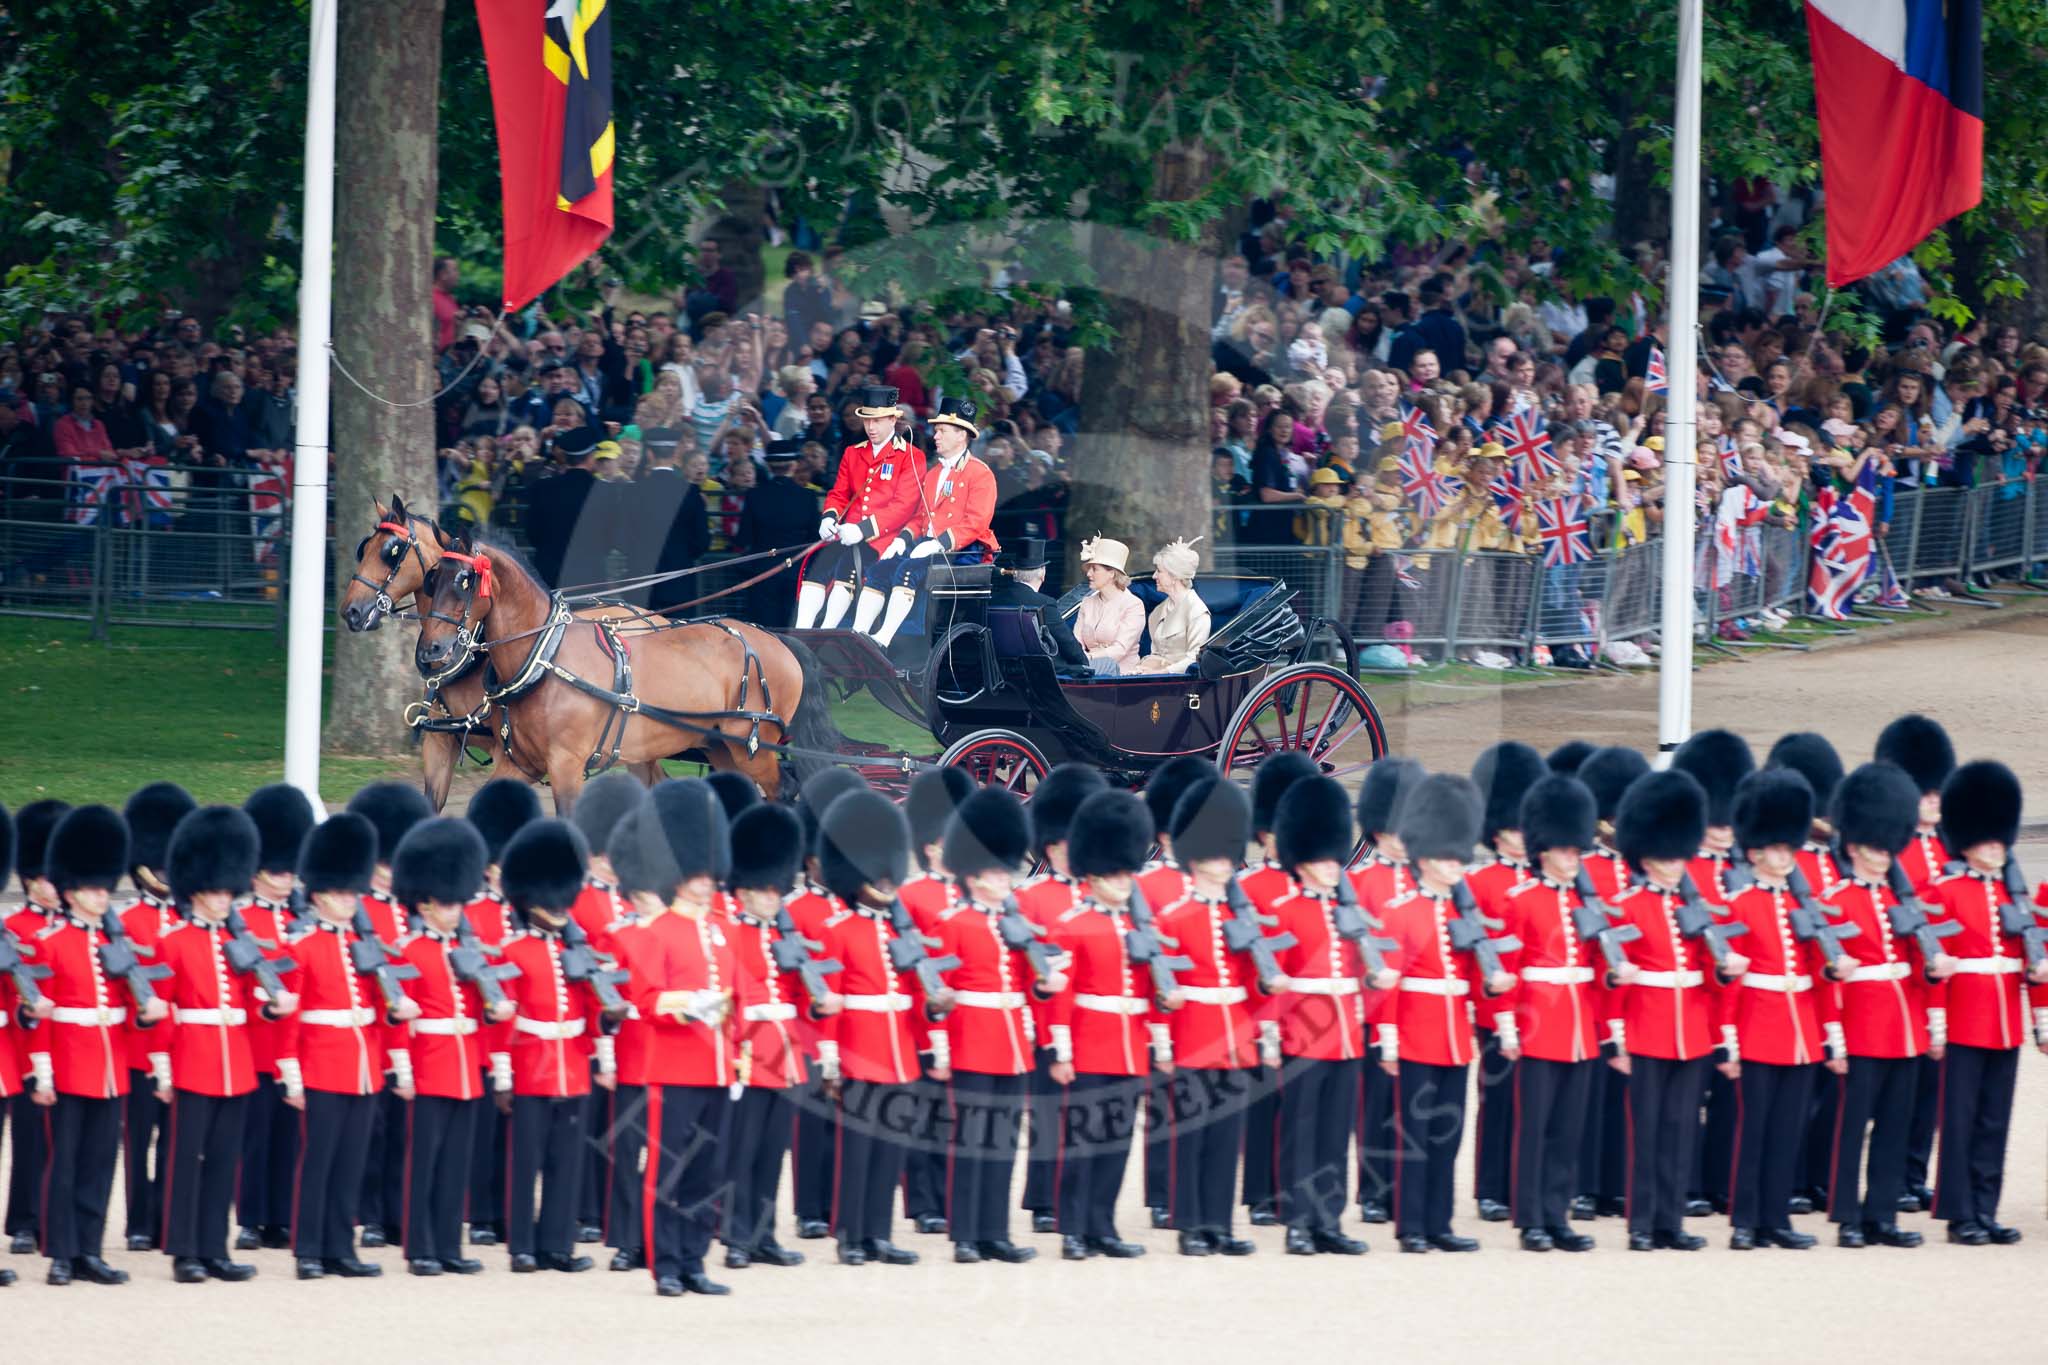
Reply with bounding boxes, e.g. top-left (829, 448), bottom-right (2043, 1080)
top-left (1507, 879), bottom-right (1543, 898)
top-left (35, 921), bottom-right (64, 940)
top-left (1057, 905), bottom-right (1091, 924)
top-left (823, 909), bottom-right (852, 929)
